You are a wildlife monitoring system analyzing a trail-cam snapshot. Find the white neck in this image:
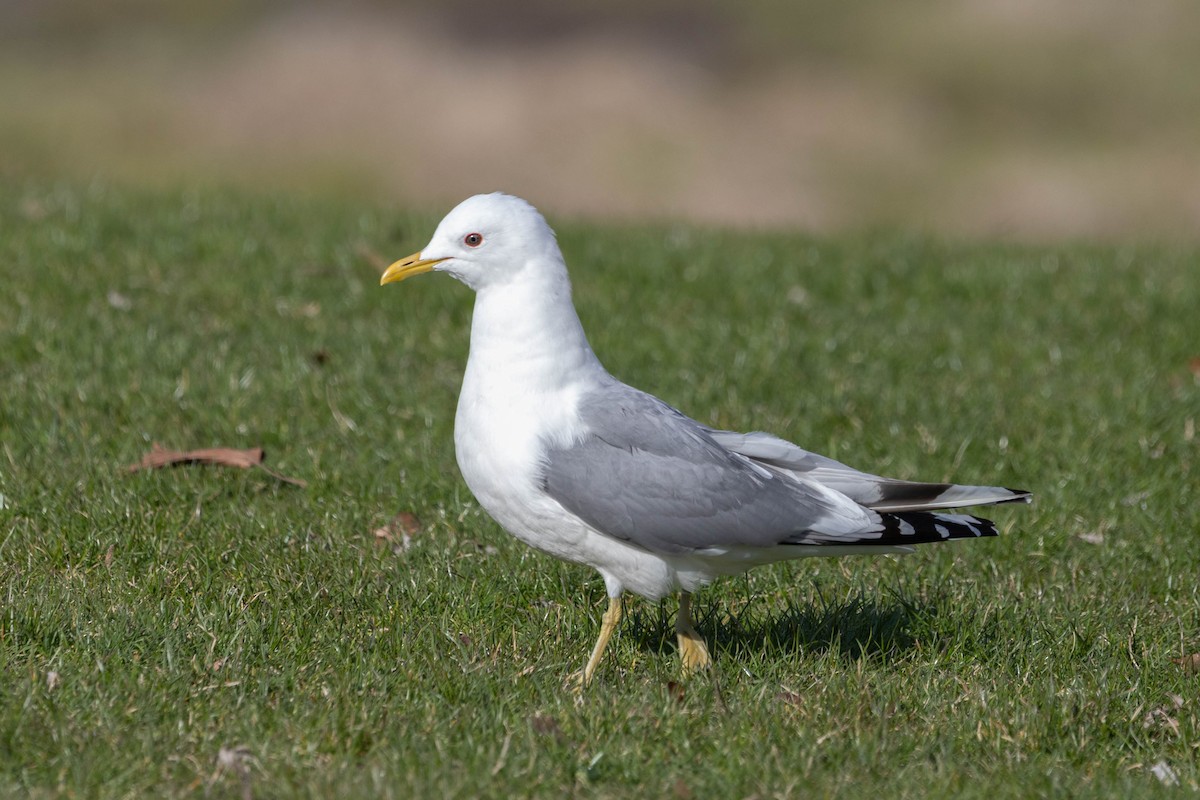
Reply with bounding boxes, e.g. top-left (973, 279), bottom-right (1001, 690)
top-left (464, 258), bottom-right (604, 395)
